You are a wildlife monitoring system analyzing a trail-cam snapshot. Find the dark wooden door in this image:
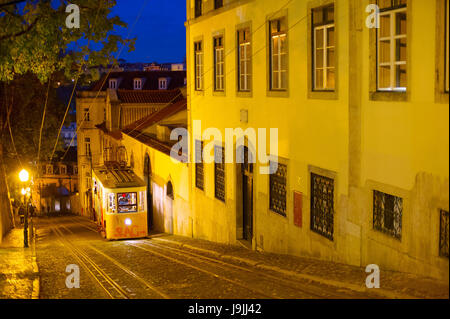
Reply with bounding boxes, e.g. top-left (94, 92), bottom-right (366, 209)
top-left (242, 147), bottom-right (253, 241)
